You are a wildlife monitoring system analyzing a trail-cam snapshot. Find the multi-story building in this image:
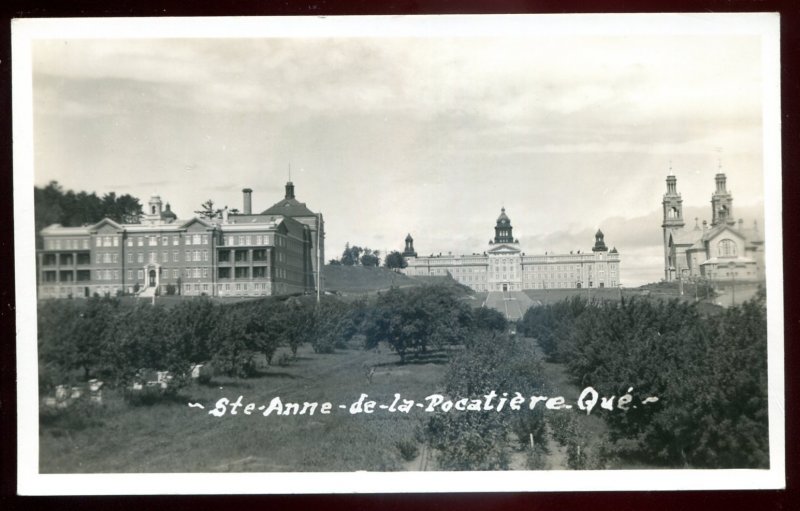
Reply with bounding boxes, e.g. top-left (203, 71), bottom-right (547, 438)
top-left (401, 208), bottom-right (621, 291)
top-left (662, 172), bottom-right (764, 283)
top-left (36, 182), bottom-right (324, 299)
